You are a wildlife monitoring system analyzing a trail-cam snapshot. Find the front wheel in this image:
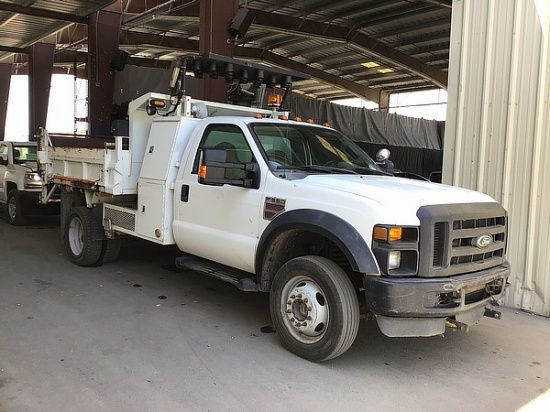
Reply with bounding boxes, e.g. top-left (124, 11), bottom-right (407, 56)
top-left (65, 206), bottom-right (103, 266)
top-left (270, 256), bottom-right (360, 362)
top-left (6, 189), bottom-right (26, 225)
